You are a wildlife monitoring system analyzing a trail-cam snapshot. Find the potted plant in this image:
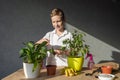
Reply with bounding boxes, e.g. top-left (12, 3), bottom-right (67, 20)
top-left (19, 41), bottom-right (47, 78)
top-left (45, 47), bottom-right (57, 76)
top-left (62, 31), bottom-right (89, 71)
